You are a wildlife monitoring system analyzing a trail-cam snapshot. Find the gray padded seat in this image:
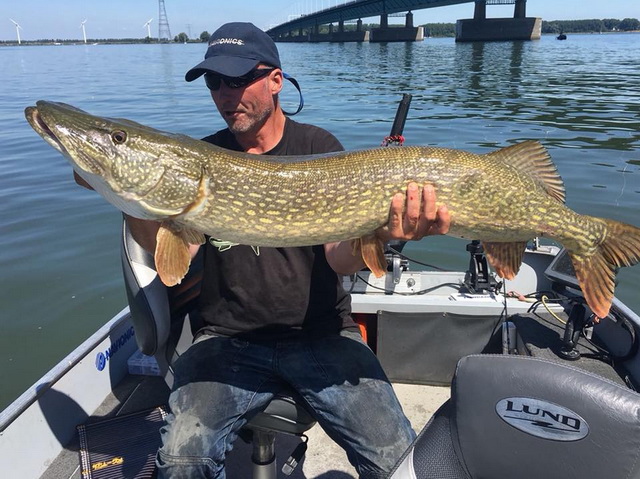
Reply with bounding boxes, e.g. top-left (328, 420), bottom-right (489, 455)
top-left (391, 354), bottom-right (640, 479)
